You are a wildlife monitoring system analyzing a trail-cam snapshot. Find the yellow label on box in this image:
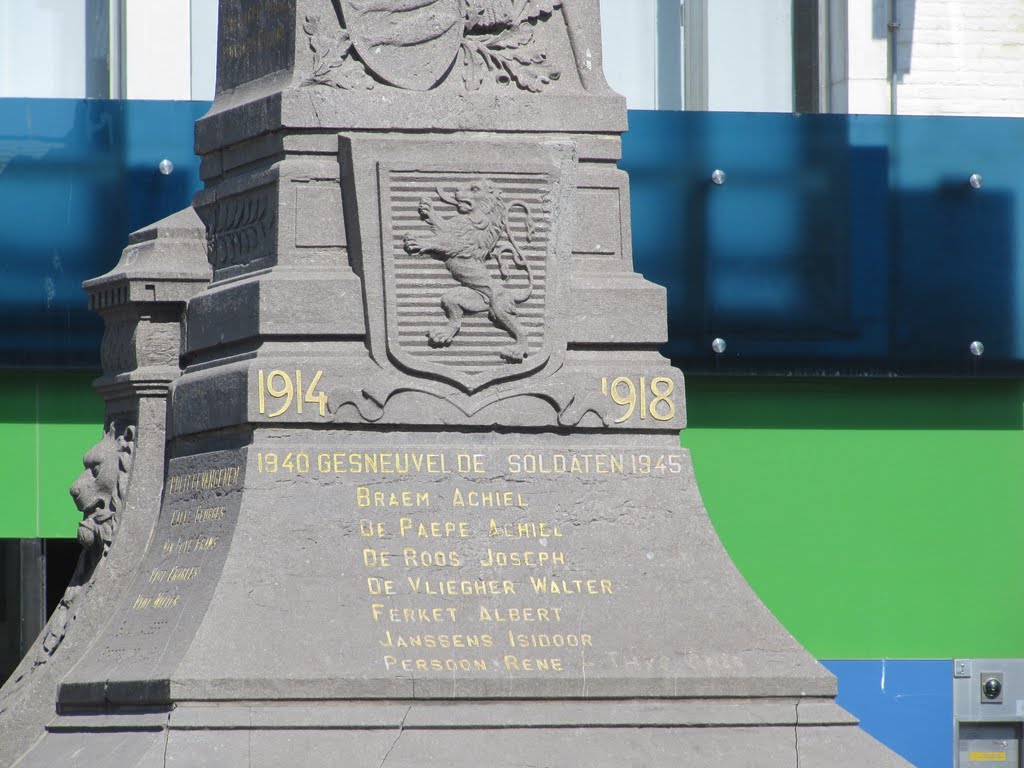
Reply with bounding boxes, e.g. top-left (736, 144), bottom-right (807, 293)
top-left (968, 752), bottom-right (1007, 762)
